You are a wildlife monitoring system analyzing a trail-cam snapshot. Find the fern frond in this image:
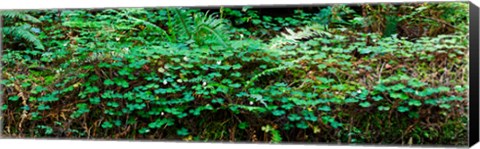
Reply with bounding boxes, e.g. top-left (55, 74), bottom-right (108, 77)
top-left (198, 25), bottom-right (229, 48)
top-left (0, 10), bottom-right (41, 23)
top-left (3, 25), bottom-right (45, 50)
top-left (270, 130), bottom-right (282, 143)
top-left (244, 65), bottom-right (290, 89)
top-left (244, 56), bottom-right (305, 89)
top-left (282, 25), bottom-right (331, 41)
top-left (169, 9), bottom-right (230, 47)
top-left (115, 9), bottom-right (173, 42)
top-left (269, 24), bottom-right (331, 50)
top-left (173, 8), bottom-right (193, 40)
